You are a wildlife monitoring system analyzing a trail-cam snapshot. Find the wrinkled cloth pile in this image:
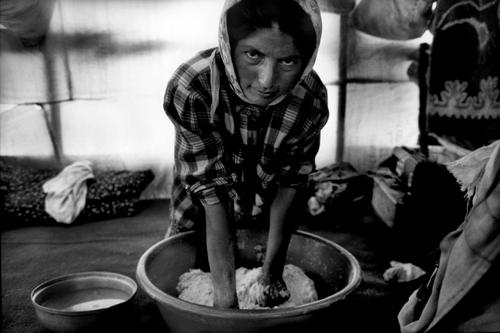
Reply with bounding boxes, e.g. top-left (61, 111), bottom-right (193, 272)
top-left (42, 160), bottom-right (94, 224)
top-left (306, 162), bottom-right (372, 217)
